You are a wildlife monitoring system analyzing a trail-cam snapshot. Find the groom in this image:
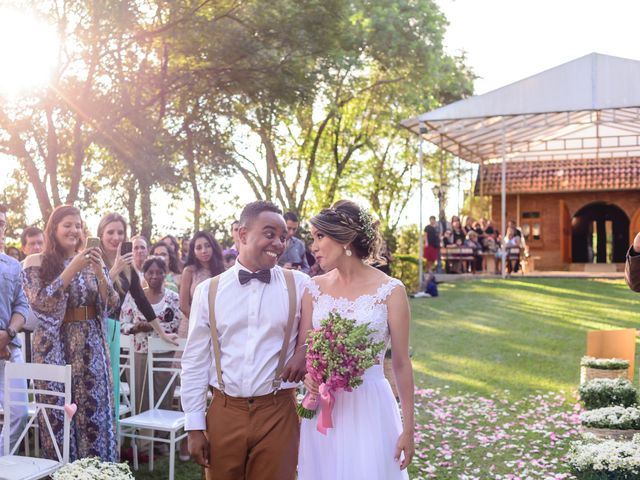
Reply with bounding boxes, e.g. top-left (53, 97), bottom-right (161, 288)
top-left (181, 201), bottom-right (309, 480)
